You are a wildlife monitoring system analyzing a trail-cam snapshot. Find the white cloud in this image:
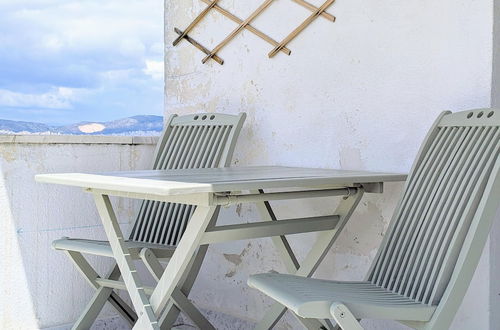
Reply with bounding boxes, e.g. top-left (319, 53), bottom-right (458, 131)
top-left (143, 60), bottom-right (164, 80)
top-left (41, 34), bottom-right (64, 52)
top-left (7, 0), bottom-right (163, 57)
top-left (0, 87), bottom-right (88, 109)
top-left (0, 0), bottom-right (164, 122)
top-left (119, 38), bottom-right (146, 58)
top-left (149, 42), bottom-right (164, 57)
